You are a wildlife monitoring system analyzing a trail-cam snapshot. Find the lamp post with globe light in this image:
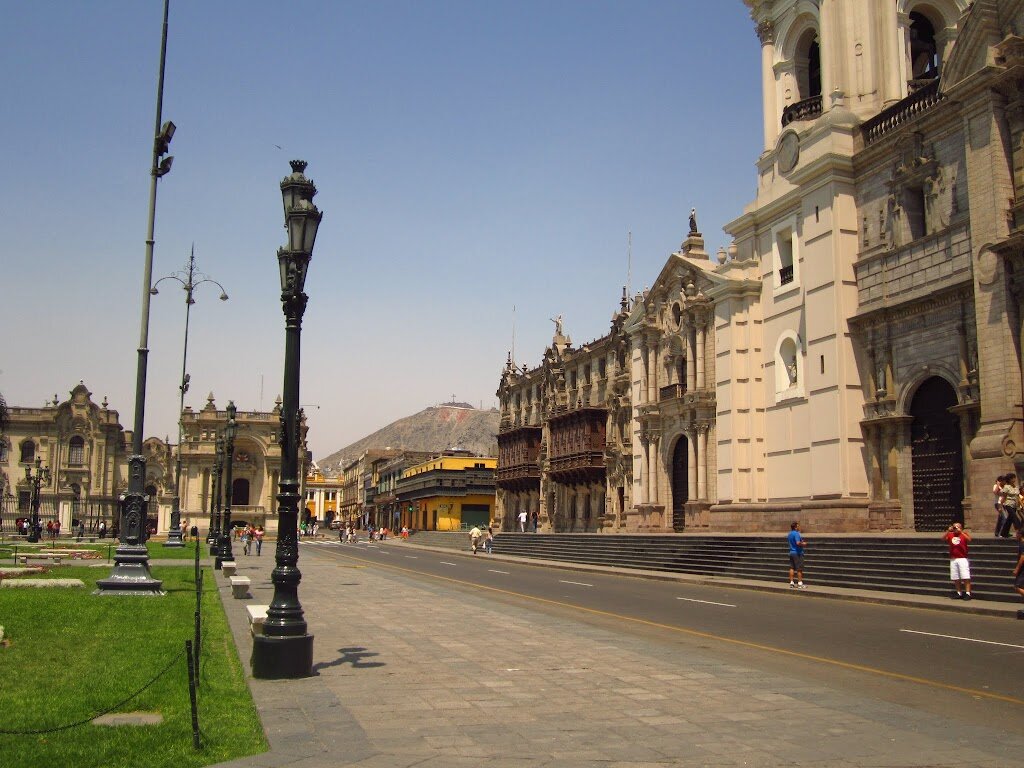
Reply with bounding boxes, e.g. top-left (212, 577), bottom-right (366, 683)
top-left (251, 161), bottom-right (321, 679)
top-left (151, 248), bottom-right (228, 547)
top-left (216, 402), bottom-right (237, 566)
